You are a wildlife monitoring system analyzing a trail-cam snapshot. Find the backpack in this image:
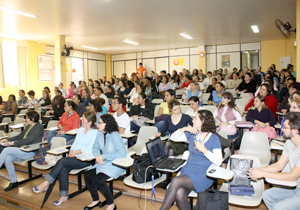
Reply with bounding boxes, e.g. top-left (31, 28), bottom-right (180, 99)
top-left (132, 153), bottom-right (161, 183)
top-left (195, 188), bottom-right (229, 210)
